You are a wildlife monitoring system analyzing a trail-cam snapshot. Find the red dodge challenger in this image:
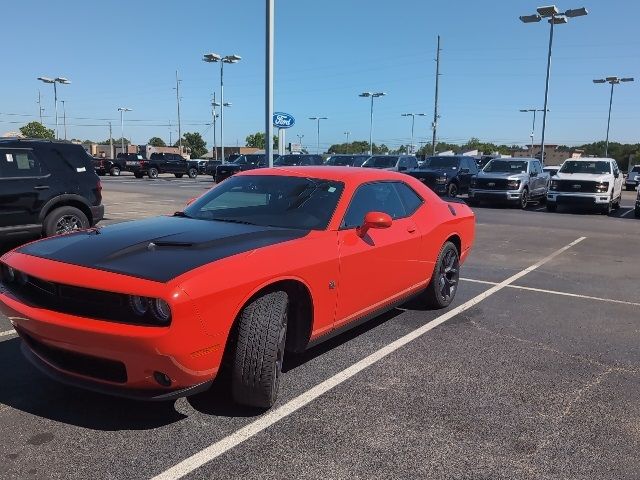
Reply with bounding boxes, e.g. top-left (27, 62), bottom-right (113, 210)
top-left (0, 167), bottom-right (475, 408)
